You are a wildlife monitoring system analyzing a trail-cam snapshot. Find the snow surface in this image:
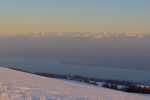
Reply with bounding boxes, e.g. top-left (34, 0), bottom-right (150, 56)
top-left (0, 67), bottom-right (149, 100)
